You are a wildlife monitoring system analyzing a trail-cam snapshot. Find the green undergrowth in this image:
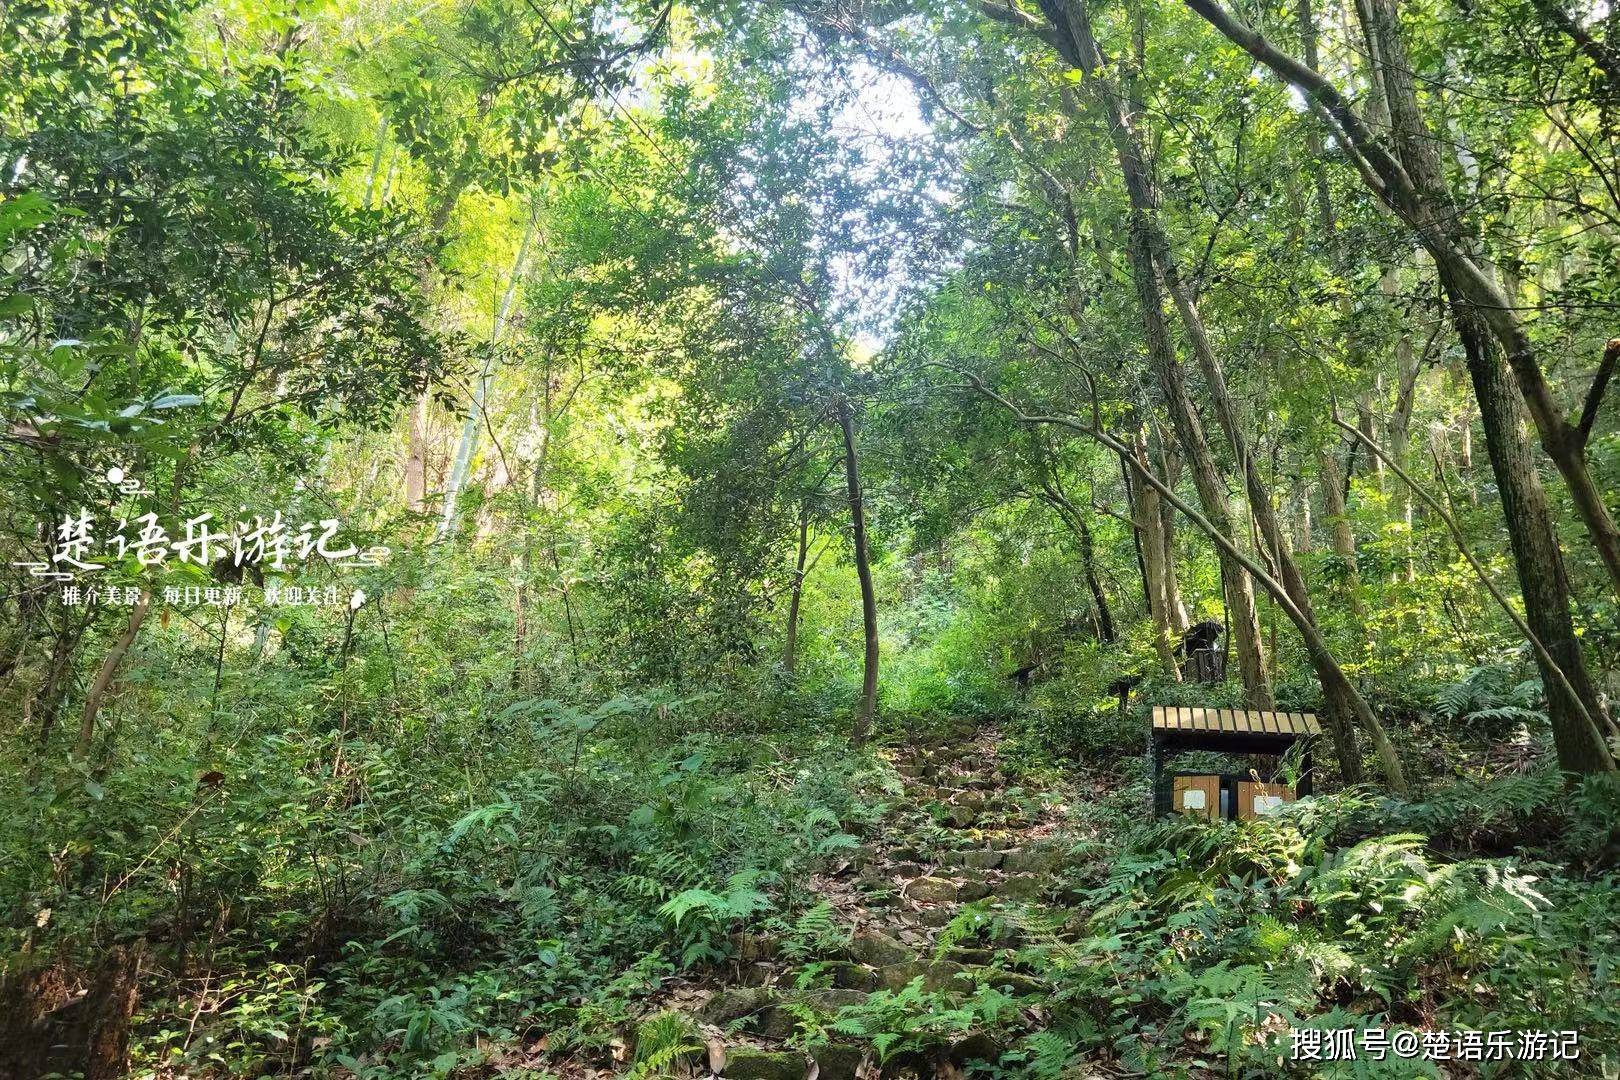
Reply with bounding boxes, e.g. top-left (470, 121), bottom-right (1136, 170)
top-left (2, 690), bottom-right (895, 1078)
top-left (964, 772), bottom-right (1620, 1077)
top-left (733, 763), bottom-right (1620, 1077)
